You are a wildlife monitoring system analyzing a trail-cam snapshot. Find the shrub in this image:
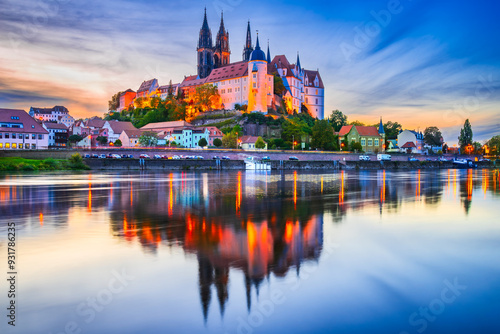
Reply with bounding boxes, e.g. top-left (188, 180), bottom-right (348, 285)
top-left (43, 158), bottom-right (59, 170)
